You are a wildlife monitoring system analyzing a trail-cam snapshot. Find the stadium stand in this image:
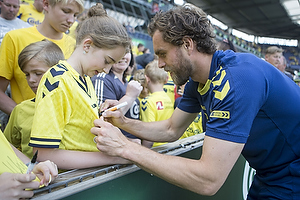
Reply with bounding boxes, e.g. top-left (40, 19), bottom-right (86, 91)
top-left (93, 0), bottom-right (300, 78)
